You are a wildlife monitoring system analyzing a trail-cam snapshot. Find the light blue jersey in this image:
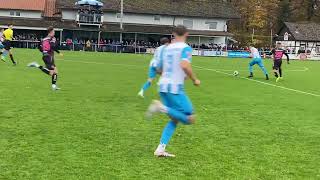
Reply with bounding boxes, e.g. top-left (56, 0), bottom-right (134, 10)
top-left (158, 42), bottom-right (192, 94)
top-left (250, 47), bottom-right (261, 59)
top-left (148, 45), bottom-right (166, 78)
